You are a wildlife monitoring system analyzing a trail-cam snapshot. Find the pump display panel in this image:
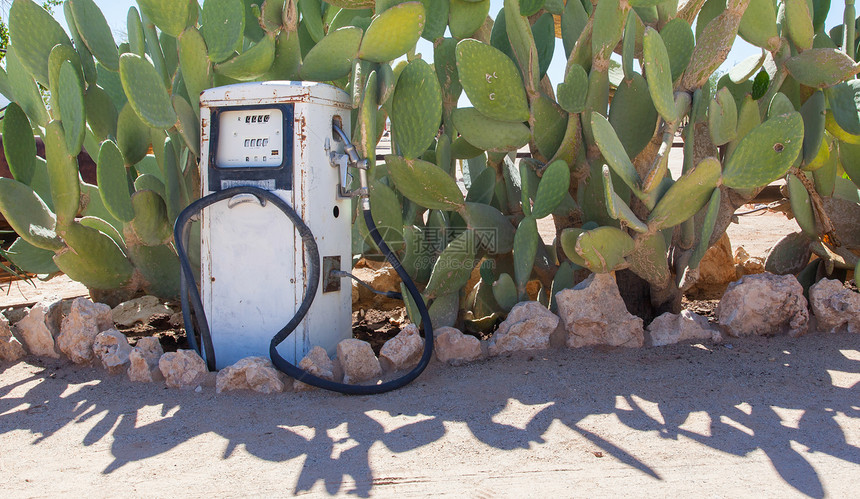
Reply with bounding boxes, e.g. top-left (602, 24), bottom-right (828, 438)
top-left (208, 104), bottom-right (294, 191)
